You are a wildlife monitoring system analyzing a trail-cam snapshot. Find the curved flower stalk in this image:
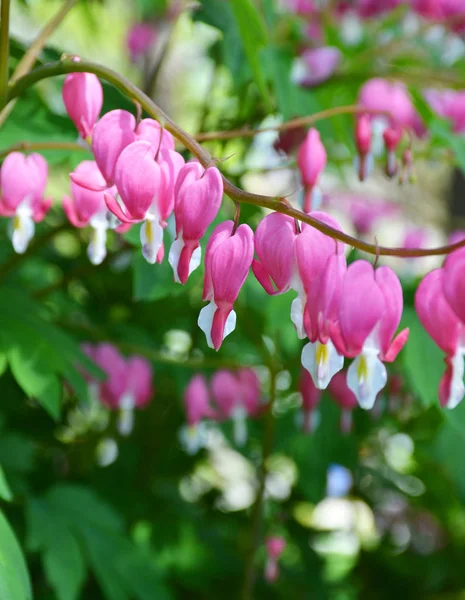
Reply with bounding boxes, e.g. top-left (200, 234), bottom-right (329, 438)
top-left (198, 220), bottom-right (254, 350)
top-left (328, 370), bottom-right (359, 433)
top-left (0, 152), bottom-right (51, 253)
top-left (331, 261), bottom-right (409, 409)
top-left (62, 71), bottom-right (103, 142)
top-left (211, 368), bottom-right (261, 445)
top-left (417, 265), bottom-right (465, 408)
top-left (169, 162), bottom-right (224, 284)
top-left (63, 160), bottom-right (118, 265)
top-left (297, 128), bottom-right (327, 212)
